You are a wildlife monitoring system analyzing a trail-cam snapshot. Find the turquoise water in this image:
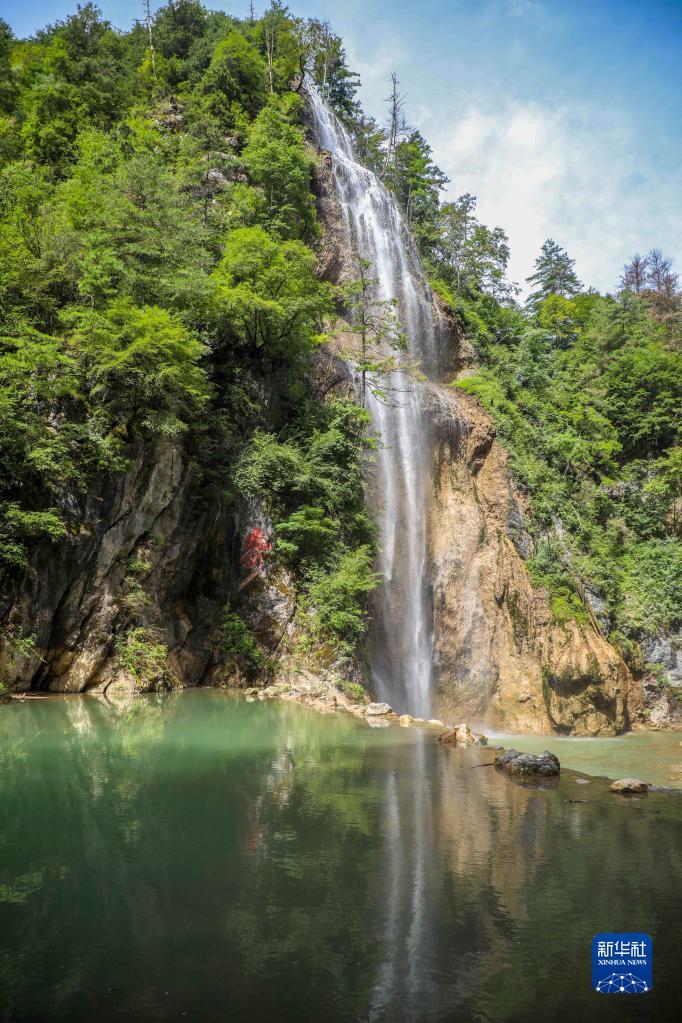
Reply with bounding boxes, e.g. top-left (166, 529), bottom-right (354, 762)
top-left (1, 691), bottom-right (682, 1022)
top-left (488, 729), bottom-right (682, 788)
